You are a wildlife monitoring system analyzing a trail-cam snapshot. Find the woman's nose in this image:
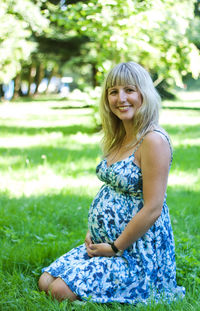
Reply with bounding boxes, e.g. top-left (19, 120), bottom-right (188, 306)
top-left (118, 90), bottom-right (127, 102)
